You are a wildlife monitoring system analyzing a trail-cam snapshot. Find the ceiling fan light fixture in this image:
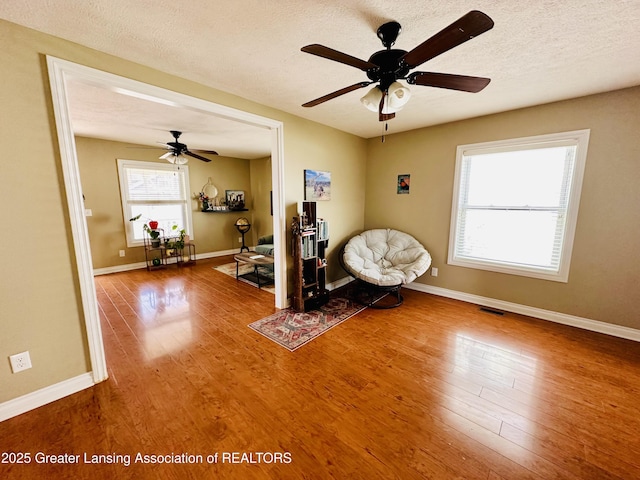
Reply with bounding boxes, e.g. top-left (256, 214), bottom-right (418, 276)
top-left (361, 83), bottom-right (410, 114)
top-left (172, 154), bottom-right (189, 165)
top-left (360, 86), bottom-right (383, 112)
top-left (387, 81), bottom-right (411, 110)
top-left (160, 151), bottom-right (188, 165)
